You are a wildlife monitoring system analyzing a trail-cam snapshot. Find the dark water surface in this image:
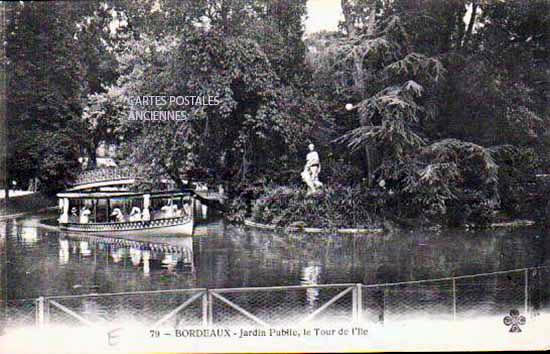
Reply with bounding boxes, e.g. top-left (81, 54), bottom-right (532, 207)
top-left (2, 213), bottom-right (549, 300)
